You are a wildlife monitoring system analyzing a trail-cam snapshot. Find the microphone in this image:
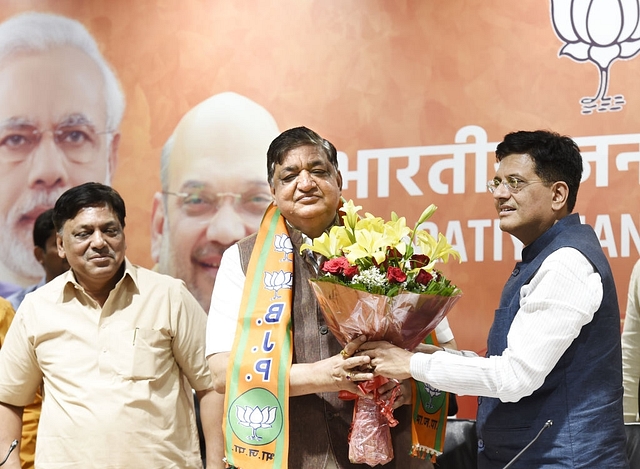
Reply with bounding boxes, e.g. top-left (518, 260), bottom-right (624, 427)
top-left (0, 439), bottom-right (18, 466)
top-left (502, 420), bottom-right (553, 469)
